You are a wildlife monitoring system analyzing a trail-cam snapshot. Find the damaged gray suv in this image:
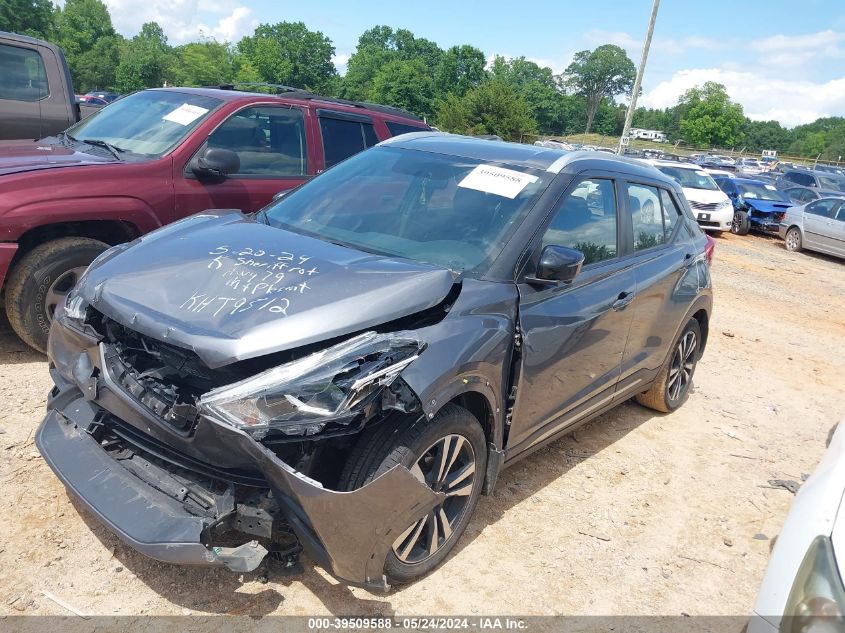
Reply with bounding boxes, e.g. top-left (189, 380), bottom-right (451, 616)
top-left (36, 133), bottom-right (713, 590)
